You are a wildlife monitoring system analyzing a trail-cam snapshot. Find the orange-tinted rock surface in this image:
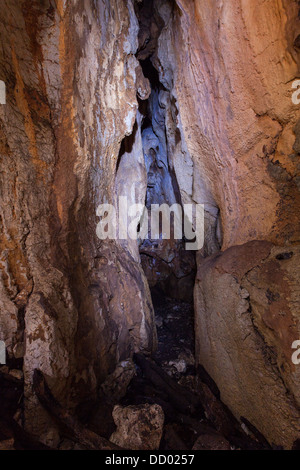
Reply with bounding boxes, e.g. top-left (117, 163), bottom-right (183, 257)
top-left (0, 0), bottom-right (299, 448)
top-left (156, 0), bottom-right (300, 447)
